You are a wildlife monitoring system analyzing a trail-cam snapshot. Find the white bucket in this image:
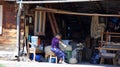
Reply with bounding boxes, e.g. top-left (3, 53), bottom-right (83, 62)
top-left (31, 36), bottom-right (38, 48)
